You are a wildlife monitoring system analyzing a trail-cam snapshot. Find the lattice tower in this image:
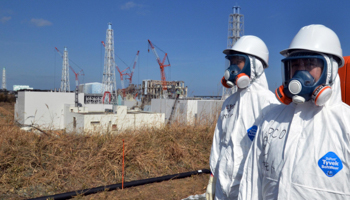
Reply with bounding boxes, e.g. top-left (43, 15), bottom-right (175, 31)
top-left (102, 23), bottom-right (117, 99)
top-left (227, 6), bottom-right (244, 48)
top-left (2, 68), bottom-right (6, 90)
top-left (60, 47), bottom-right (70, 92)
top-left (222, 6), bottom-right (244, 99)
